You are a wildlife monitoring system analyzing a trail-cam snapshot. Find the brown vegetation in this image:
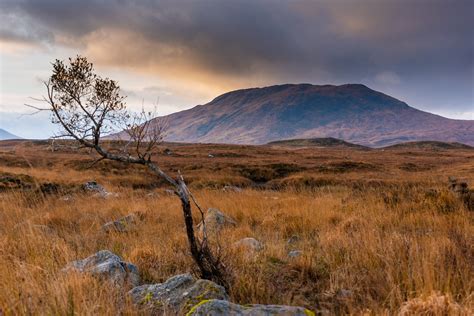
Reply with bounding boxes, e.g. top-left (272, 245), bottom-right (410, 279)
top-left (0, 140), bottom-right (473, 314)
